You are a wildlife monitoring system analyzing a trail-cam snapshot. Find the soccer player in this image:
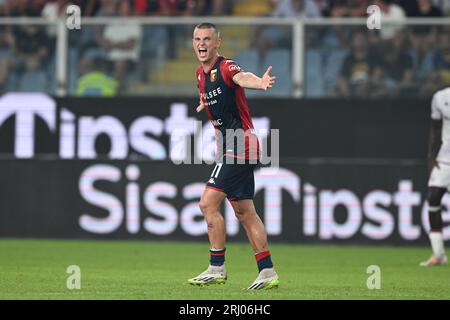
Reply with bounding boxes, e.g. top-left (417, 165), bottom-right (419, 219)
top-left (187, 22), bottom-right (279, 289)
top-left (420, 86), bottom-right (450, 266)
